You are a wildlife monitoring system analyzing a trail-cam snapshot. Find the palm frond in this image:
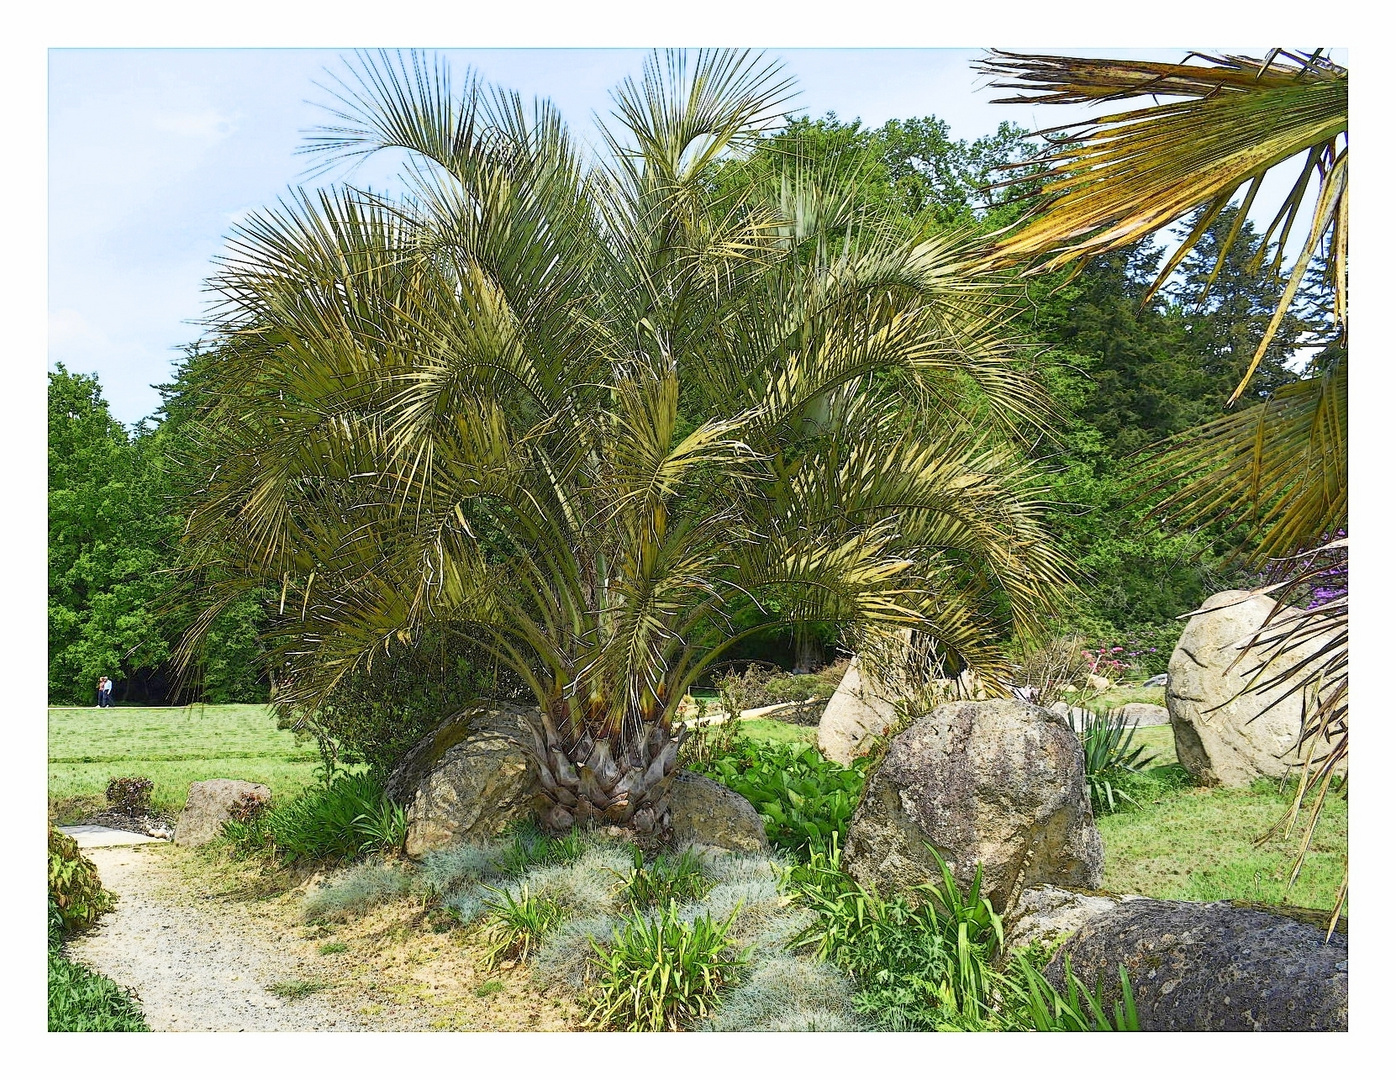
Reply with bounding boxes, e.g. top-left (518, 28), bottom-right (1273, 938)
top-left (974, 48), bottom-right (1347, 401)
